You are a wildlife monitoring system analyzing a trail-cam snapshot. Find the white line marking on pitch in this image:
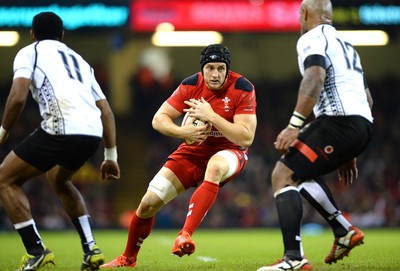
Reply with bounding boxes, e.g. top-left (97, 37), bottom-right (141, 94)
top-left (197, 256), bottom-right (217, 262)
